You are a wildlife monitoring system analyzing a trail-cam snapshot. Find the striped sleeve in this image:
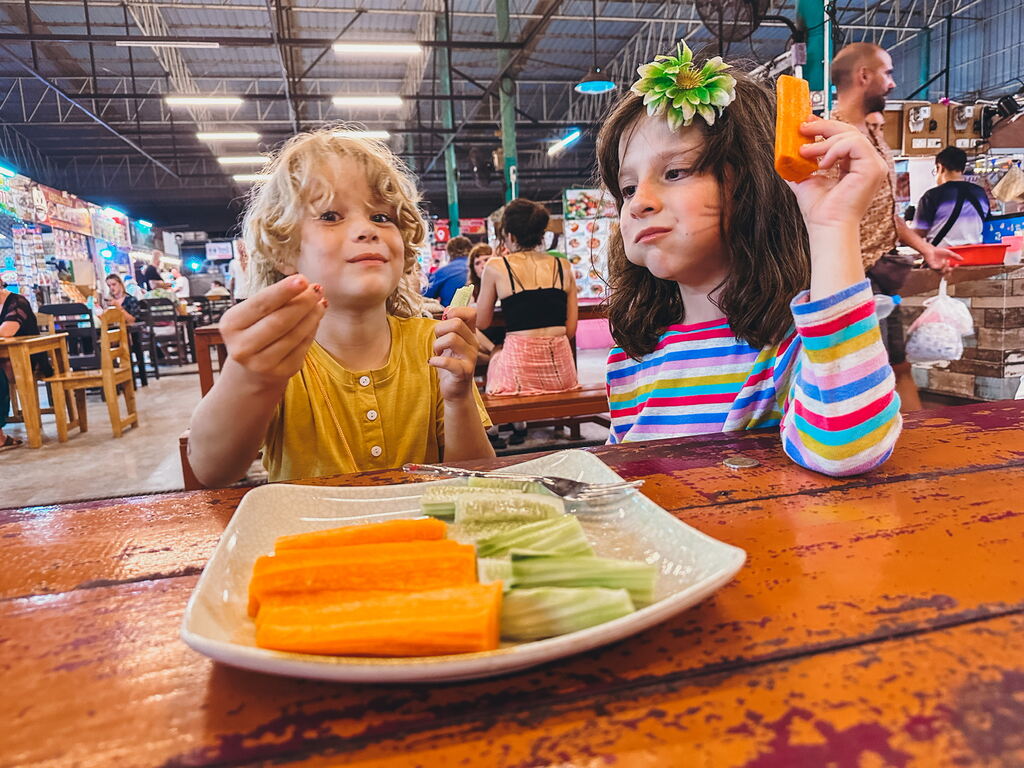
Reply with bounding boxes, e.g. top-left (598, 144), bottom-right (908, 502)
top-left (780, 279), bottom-right (902, 476)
